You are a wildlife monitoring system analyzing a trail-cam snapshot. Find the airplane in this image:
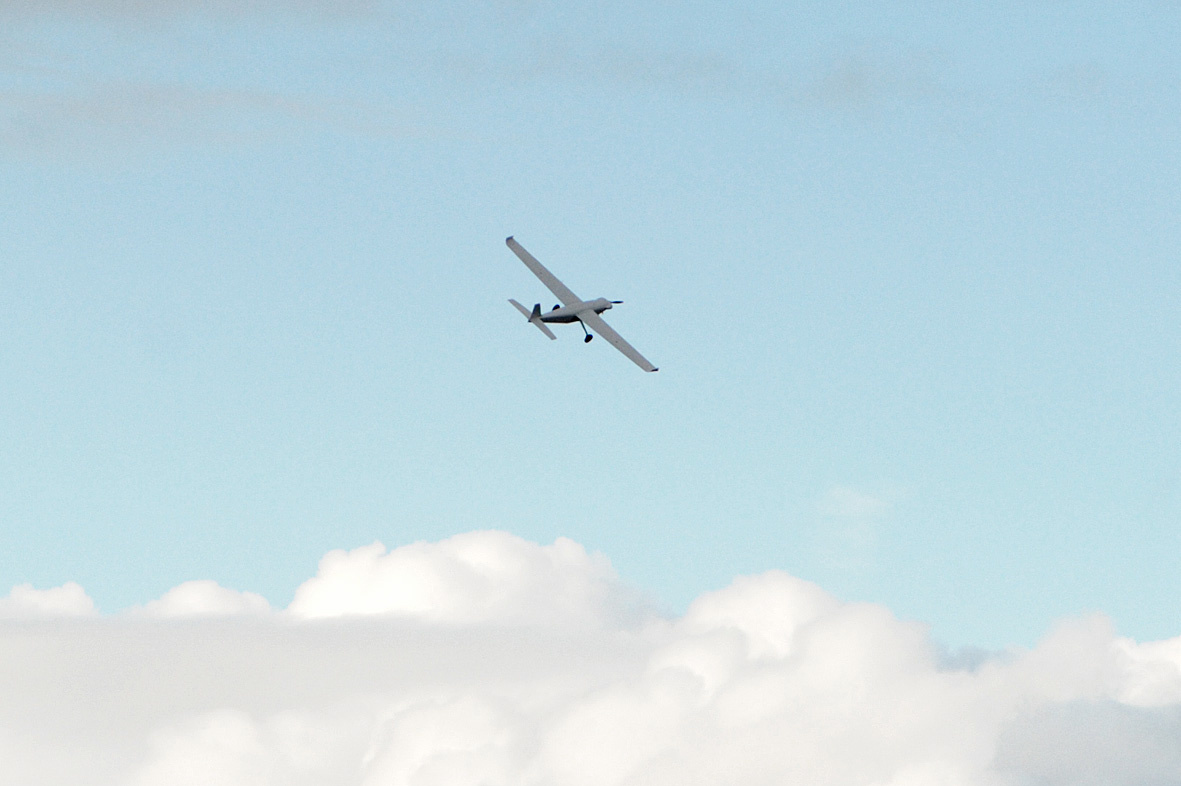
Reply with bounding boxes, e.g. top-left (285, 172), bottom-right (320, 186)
top-left (505, 236), bottom-right (658, 372)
